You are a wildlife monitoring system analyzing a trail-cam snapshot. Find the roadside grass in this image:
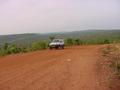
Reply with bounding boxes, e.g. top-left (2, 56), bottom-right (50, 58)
top-left (102, 43), bottom-right (120, 90)
top-left (102, 44), bottom-right (120, 89)
top-left (102, 44), bottom-right (120, 77)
